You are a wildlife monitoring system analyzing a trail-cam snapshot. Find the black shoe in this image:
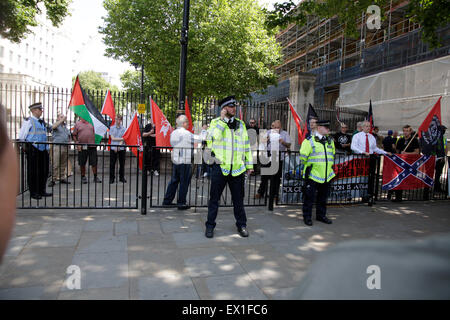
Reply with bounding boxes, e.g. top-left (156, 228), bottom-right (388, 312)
top-left (237, 227), bottom-right (249, 237)
top-left (110, 178), bottom-right (115, 184)
top-left (94, 176), bottom-right (102, 183)
top-left (31, 194), bottom-right (42, 200)
top-left (391, 198), bottom-right (402, 203)
top-left (119, 178), bottom-right (127, 183)
top-left (162, 202), bottom-right (175, 207)
top-left (40, 192), bottom-right (53, 197)
top-left (316, 216), bottom-right (332, 224)
top-left (177, 205), bottom-right (191, 210)
top-left (81, 176), bottom-right (88, 184)
top-left (304, 218), bottom-right (313, 226)
top-left (205, 228), bottom-right (214, 238)
top-left (60, 179), bottom-right (71, 184)
top-left (48, 181), bottom-right (55, 187)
